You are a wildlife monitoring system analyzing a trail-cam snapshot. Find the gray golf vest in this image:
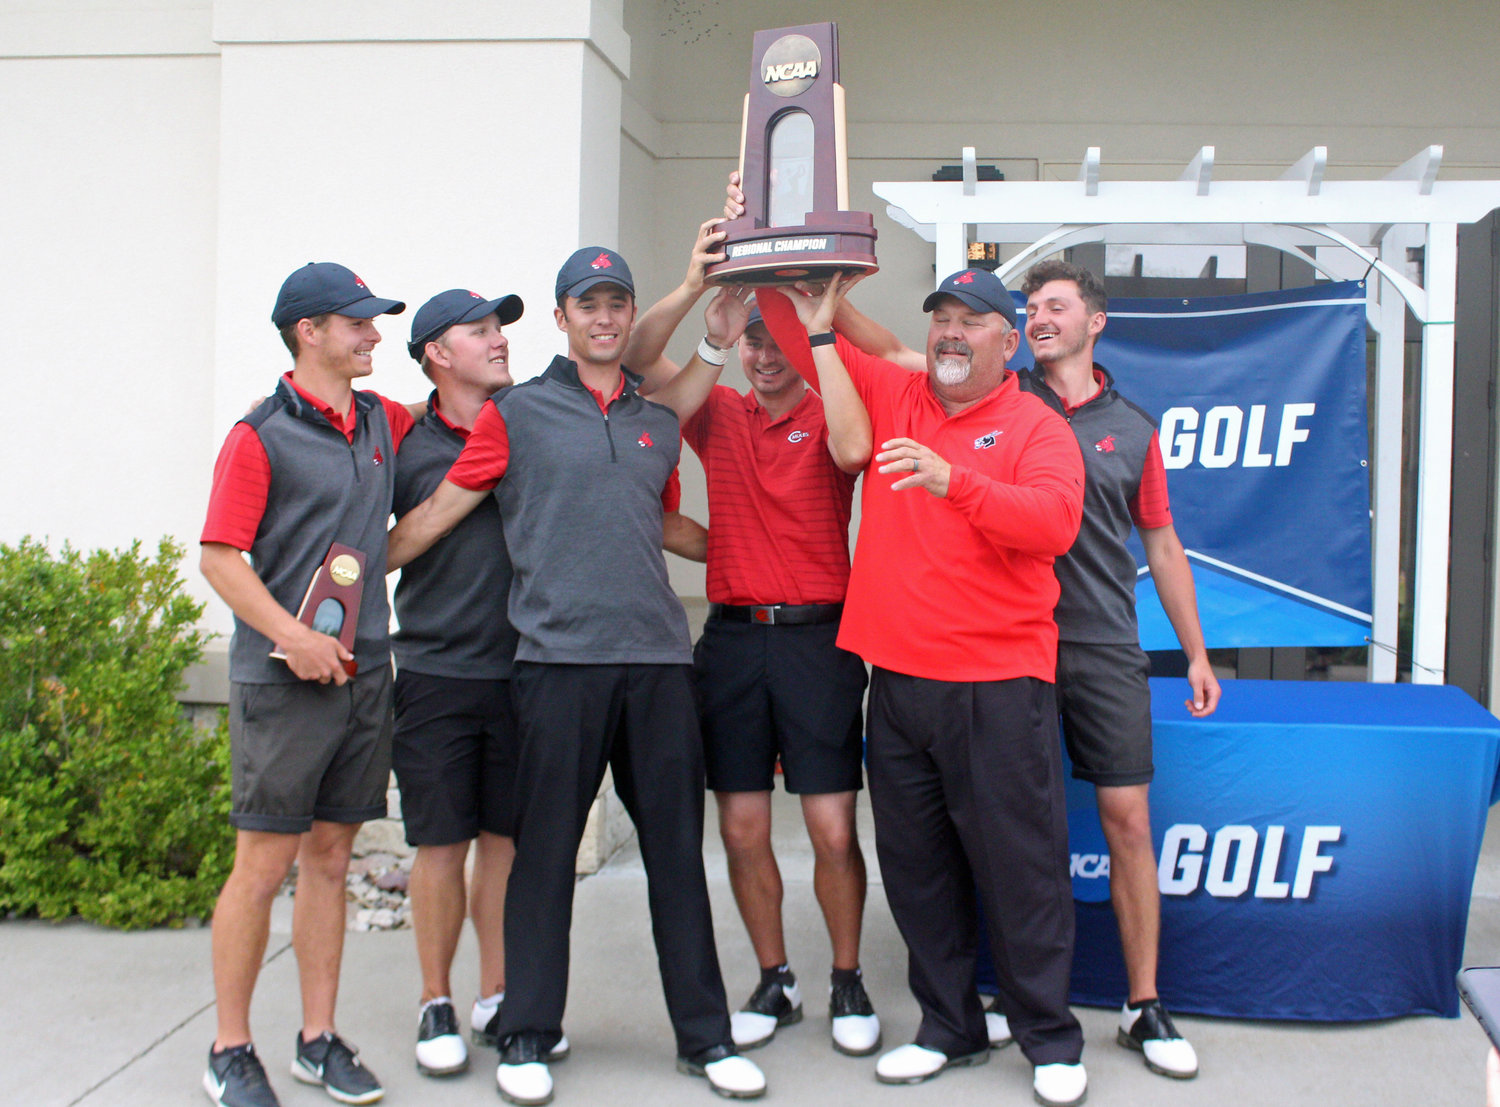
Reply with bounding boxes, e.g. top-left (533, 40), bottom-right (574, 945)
top-left (229, 378), bottom-right (396, 683)
top-left (392, 393), bottom-right (518, 680)
top-left (1021, 366), bottom-right (1159, 644)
